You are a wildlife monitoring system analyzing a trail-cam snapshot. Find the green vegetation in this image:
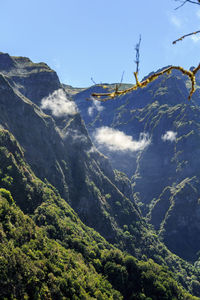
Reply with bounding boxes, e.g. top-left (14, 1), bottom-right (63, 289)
top-left (0, 188), bottom-right (198, 299)
top-left (0, 129), bottom-right (198, 299)
top-left (1, 52), bottom-right (200, 299)
top-left (0, 193), bottom-right (121, 299)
